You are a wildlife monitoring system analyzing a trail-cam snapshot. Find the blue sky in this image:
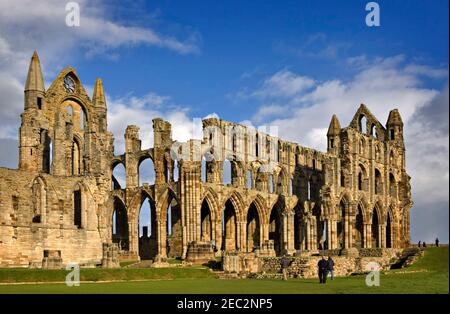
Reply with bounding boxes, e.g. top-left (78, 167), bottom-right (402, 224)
top-left (0, 0), bottom-right (448, 242)
top-left (70, 0), bottom-right (449, 121)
